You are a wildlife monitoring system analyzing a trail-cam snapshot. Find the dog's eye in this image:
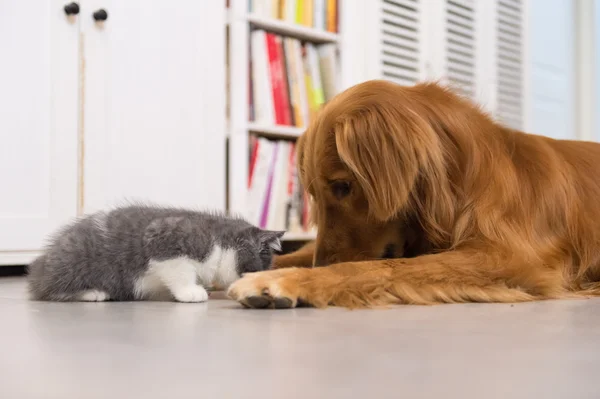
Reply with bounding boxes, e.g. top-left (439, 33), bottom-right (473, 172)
top-left (331, 181), bottom-right (351, 199)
